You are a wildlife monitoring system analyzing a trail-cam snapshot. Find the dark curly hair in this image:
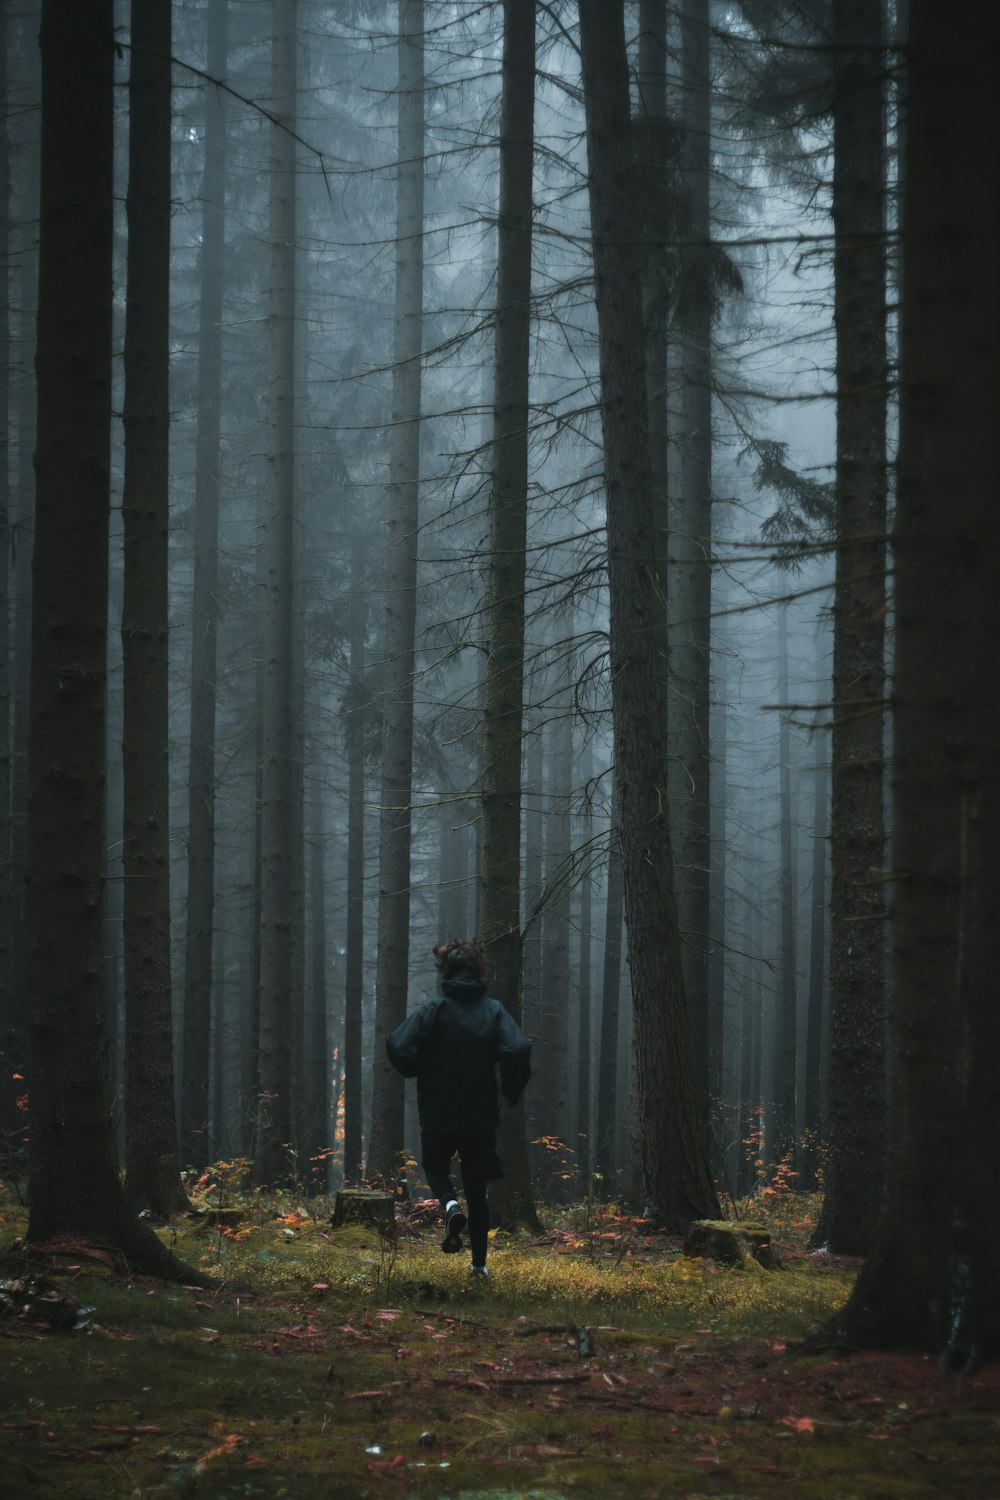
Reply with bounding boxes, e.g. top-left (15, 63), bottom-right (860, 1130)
top-left (433, 937), bottom-right (487, 981)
